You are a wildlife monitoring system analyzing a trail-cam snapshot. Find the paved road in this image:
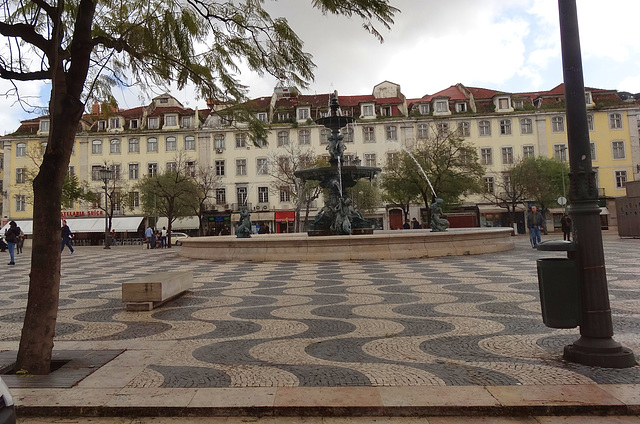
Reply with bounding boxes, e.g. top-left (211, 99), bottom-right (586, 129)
top-left (2, 233), bottom-right (638, 389)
